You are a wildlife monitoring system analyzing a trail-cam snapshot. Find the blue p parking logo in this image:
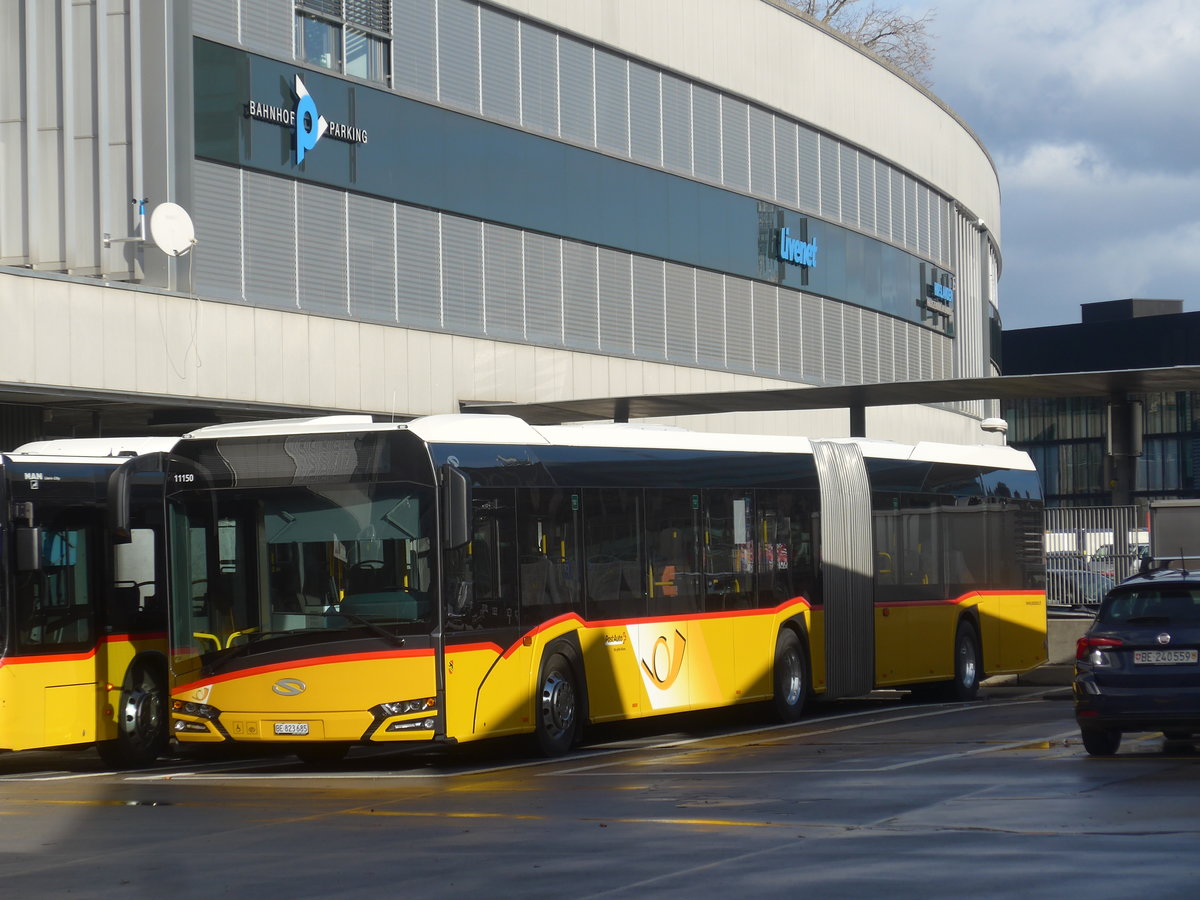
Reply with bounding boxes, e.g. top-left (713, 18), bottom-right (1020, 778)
top-left (293, 75), bottom-right (328, 164)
